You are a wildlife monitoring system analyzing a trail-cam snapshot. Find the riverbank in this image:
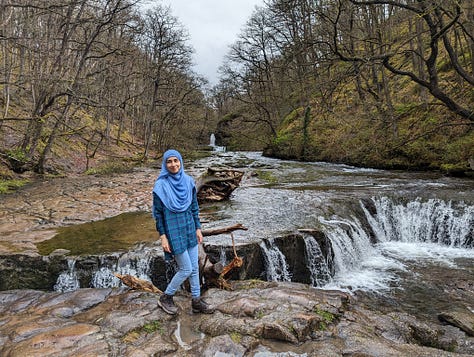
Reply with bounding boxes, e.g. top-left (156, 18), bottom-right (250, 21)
top-left (0, 166), bottom-right (157, 255)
